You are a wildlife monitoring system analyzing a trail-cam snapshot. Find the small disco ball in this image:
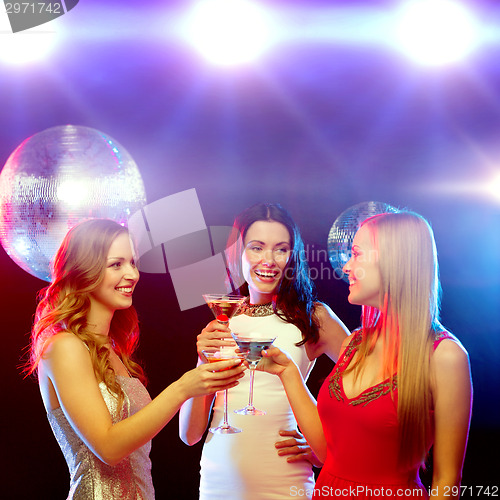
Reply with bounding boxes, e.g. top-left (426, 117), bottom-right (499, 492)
top-left (0, 125), bottom-right (147, 281)
top-left (327, 201), bottom-right (399, 282)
